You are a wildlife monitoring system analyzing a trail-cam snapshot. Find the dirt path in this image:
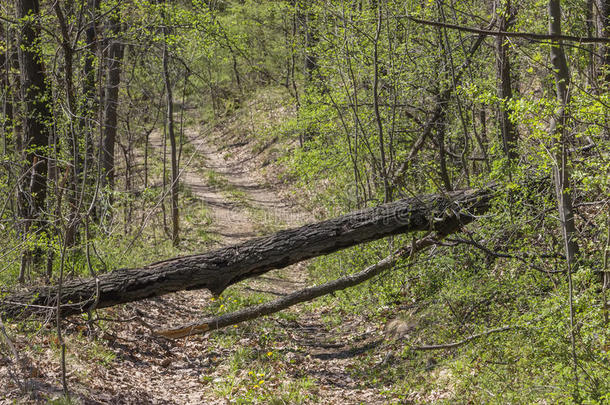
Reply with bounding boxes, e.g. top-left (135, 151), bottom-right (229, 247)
top-left (178, 126), bottom-right (309, 245)
top-left (1, 122), bottom-right (390, 404)
top-left (112, 125), bottom-right (389, 404)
